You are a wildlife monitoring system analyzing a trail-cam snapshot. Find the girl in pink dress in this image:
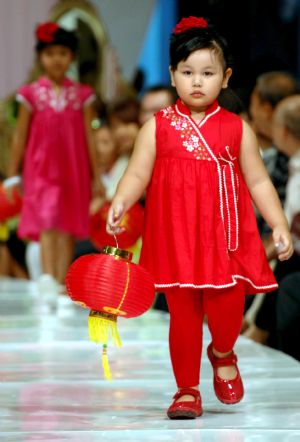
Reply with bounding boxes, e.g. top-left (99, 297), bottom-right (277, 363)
top-left (107, 17), bottom-right (293, 418)
top-left (6, 22), bottom-right (101, 297)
